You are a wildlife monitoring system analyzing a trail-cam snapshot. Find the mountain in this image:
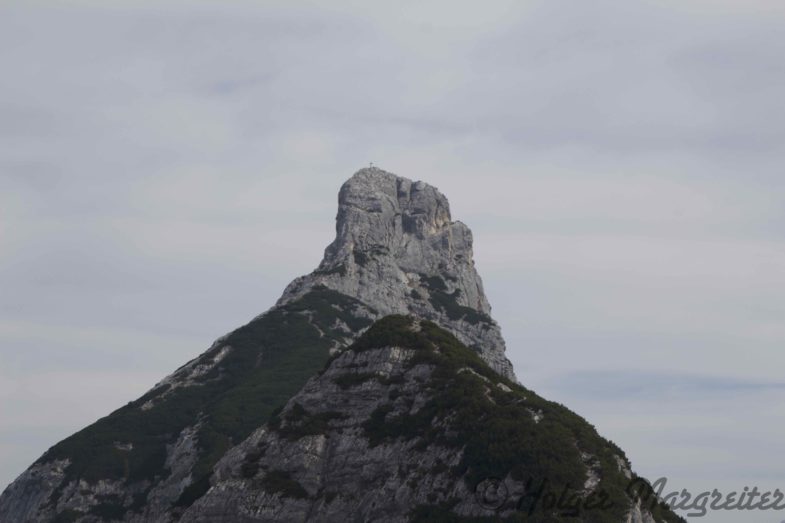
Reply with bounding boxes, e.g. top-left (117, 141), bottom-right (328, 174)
top-left (0, 168), bottom-right (683, 522)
